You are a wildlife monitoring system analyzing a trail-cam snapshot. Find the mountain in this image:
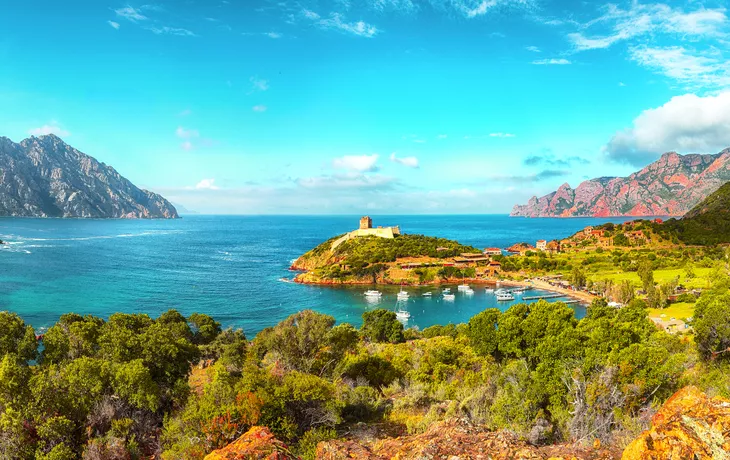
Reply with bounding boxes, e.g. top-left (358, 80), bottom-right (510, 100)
top-left (511, 149), bottom-right (730, 217)
top-left (657, 181), bottom-right (730, 245)
top-left (0, 135), bottom-right (178, 218)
